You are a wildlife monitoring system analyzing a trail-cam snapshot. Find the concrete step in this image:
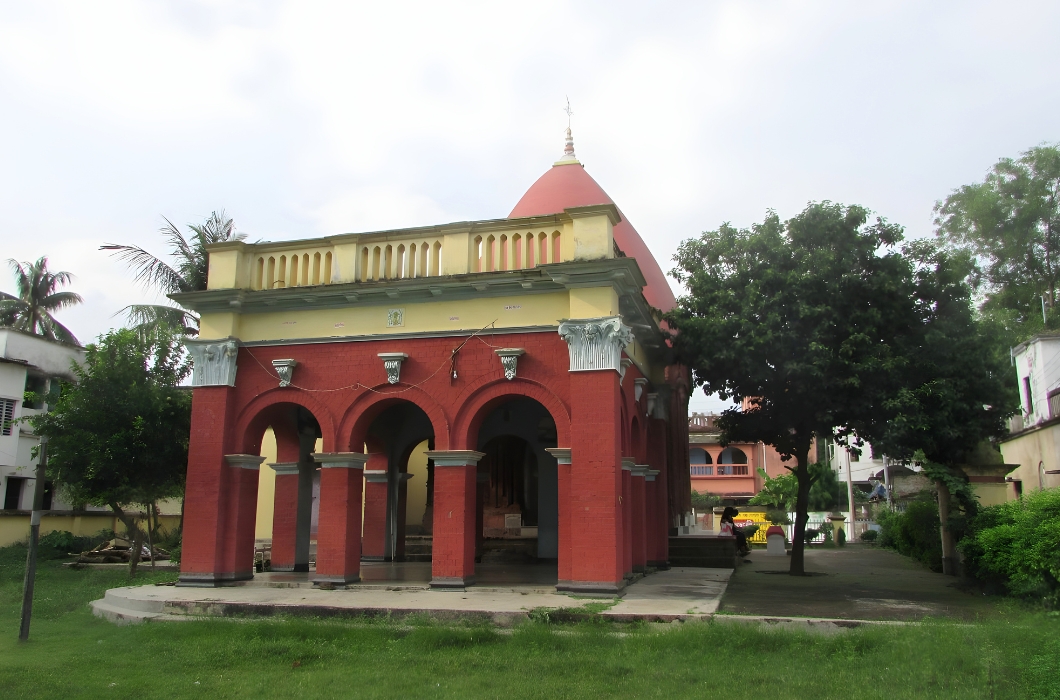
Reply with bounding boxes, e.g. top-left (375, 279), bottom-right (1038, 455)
top-left (90, 598), bottom-right (185, 625)
top-left (104, 588), bottom-right (165, 614)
